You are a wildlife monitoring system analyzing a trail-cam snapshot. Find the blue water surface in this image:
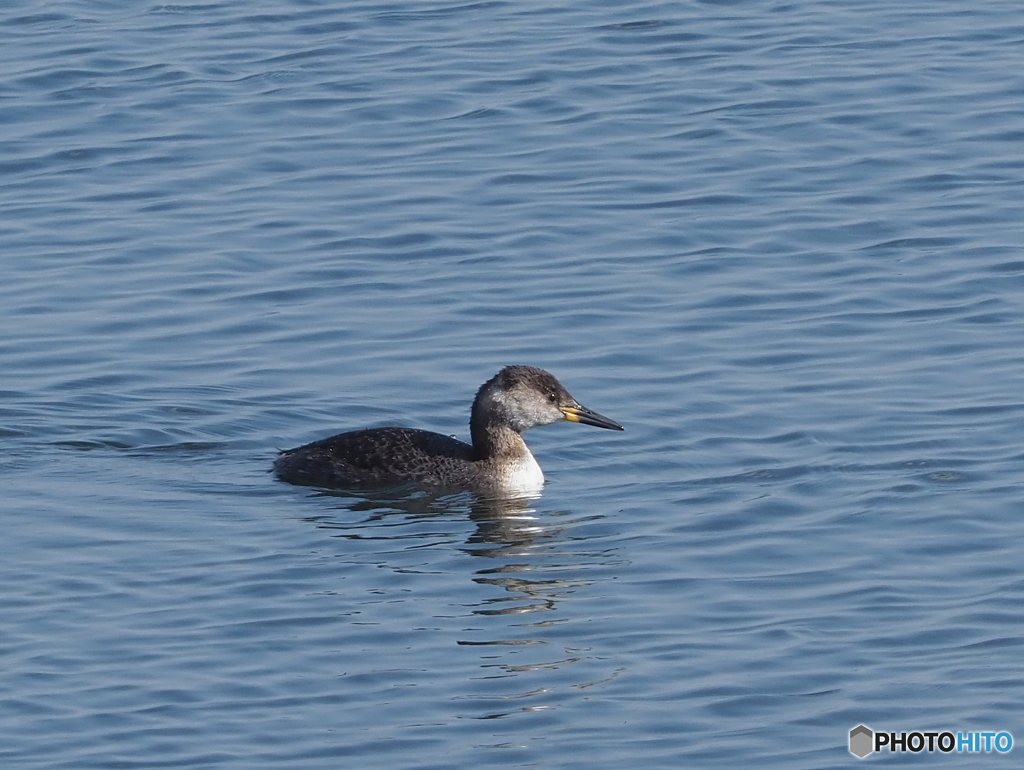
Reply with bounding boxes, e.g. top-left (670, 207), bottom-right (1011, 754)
top-left (2, 1), bottom-right (1023, 767)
